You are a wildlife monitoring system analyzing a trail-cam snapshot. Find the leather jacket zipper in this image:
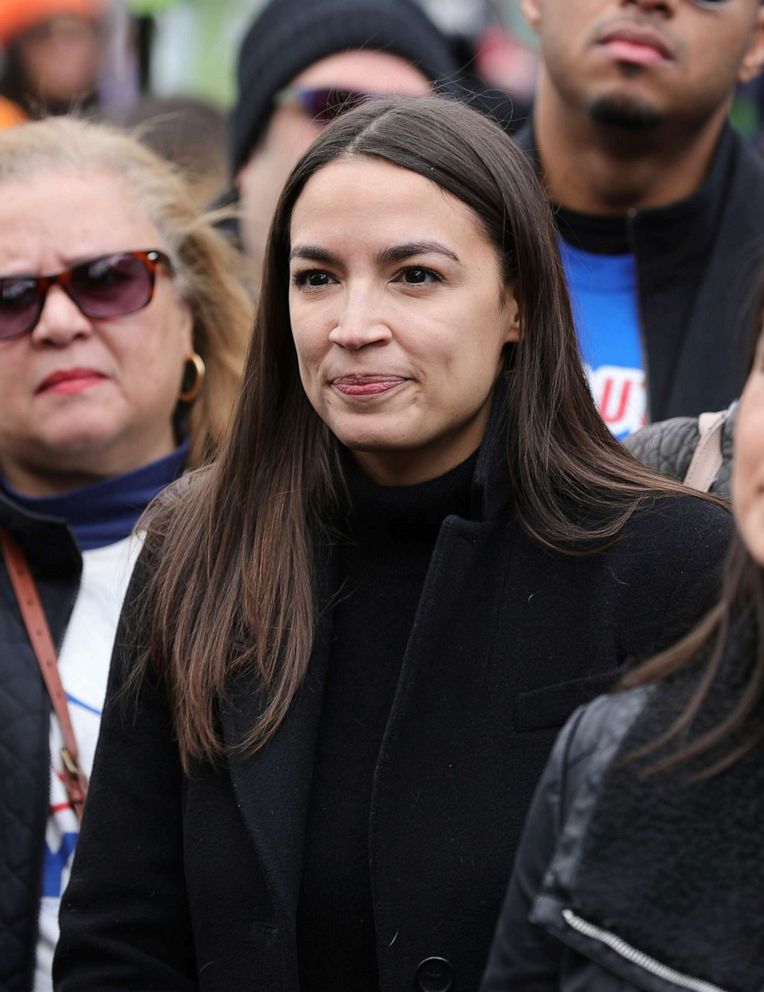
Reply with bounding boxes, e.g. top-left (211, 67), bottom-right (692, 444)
top-left (562, 909), bottom-right (728, 992)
